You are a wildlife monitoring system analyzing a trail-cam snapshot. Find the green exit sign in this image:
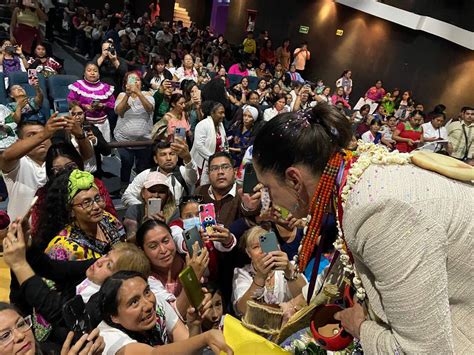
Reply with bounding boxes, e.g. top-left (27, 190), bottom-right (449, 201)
top-left (299, 25), bottom-right (309, 34)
